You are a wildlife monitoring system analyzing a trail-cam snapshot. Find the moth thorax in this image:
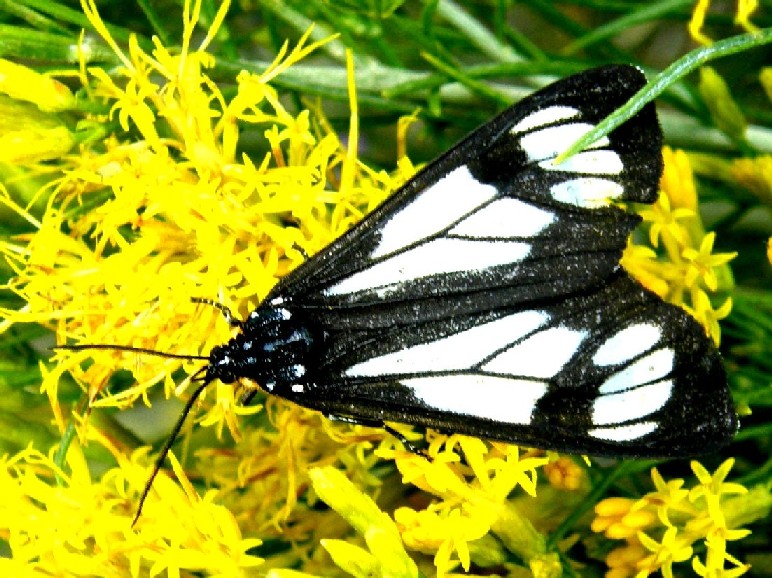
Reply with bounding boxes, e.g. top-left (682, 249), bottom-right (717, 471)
top-left (207, 304), bottom-right (317, 391)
